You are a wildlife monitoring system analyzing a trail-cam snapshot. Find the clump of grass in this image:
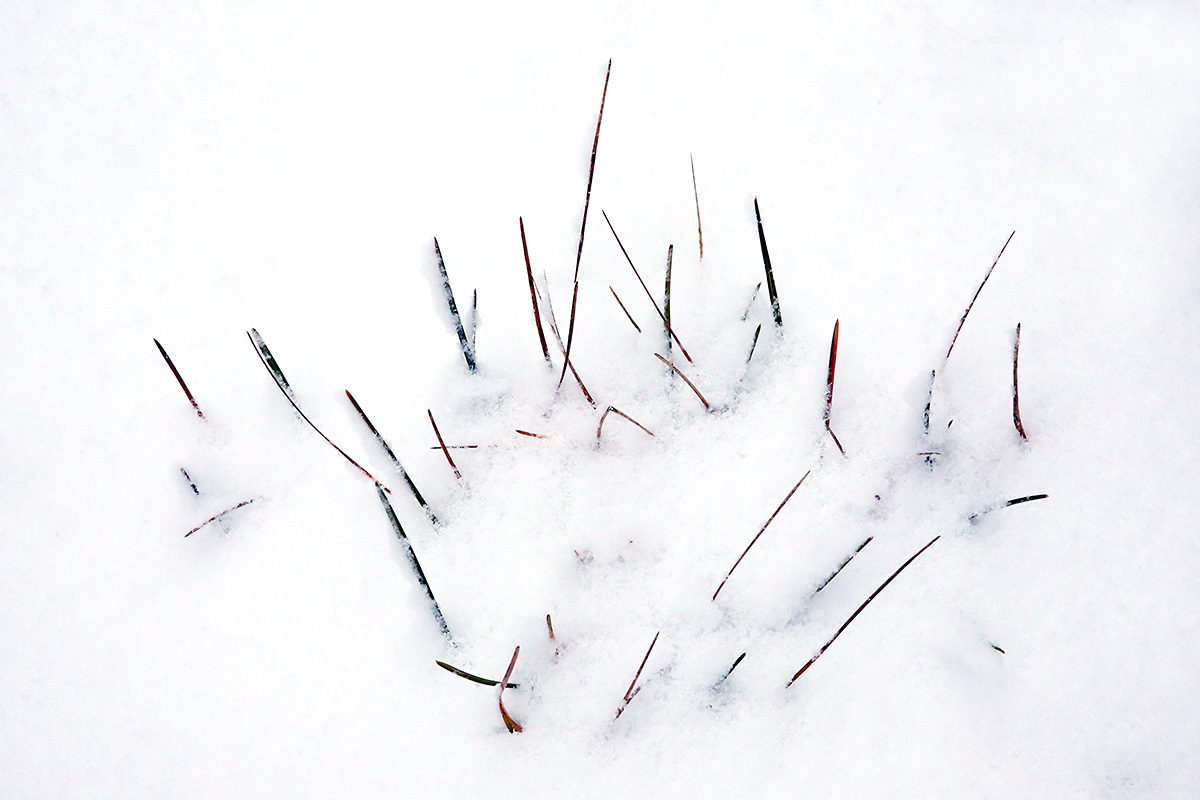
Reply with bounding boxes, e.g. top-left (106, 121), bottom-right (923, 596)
top-left (787, 535), bottom-right (940, 686)
top-left (154, 338), bottom-right (205, 419)
top-left (376, 484), bottom-right (452, 642)
top-left (433, 238), bottom-right (477, 373)
top-left (713, 471), bottom-right (810, 600)
top-left (248, 329), bottom-right (389, 491)
top-left (614, 631), bottom-right (659, 721)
